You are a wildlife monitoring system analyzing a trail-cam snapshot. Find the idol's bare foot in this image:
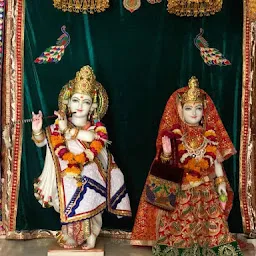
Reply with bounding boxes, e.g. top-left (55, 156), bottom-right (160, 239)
top-left (81, 234), bottom-right (96, 250)
top-left (56, 232), bottom-right (77, 249)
